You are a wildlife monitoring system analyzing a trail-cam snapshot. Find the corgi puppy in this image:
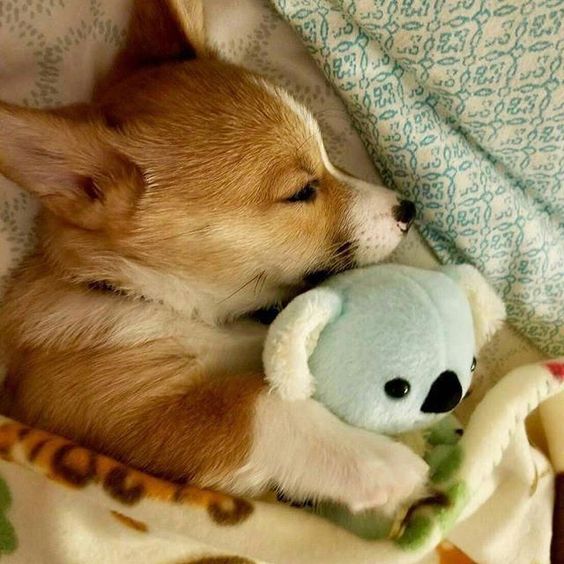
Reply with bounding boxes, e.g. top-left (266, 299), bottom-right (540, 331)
top-left (0, 0), bottom-right (426, 510)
